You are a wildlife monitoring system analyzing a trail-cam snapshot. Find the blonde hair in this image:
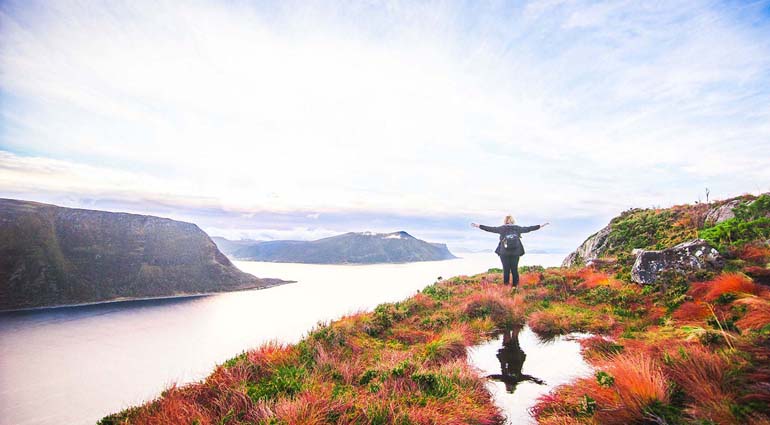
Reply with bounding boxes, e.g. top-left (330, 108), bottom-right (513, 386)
top-left (504, 215), bottom-right (515, 224)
